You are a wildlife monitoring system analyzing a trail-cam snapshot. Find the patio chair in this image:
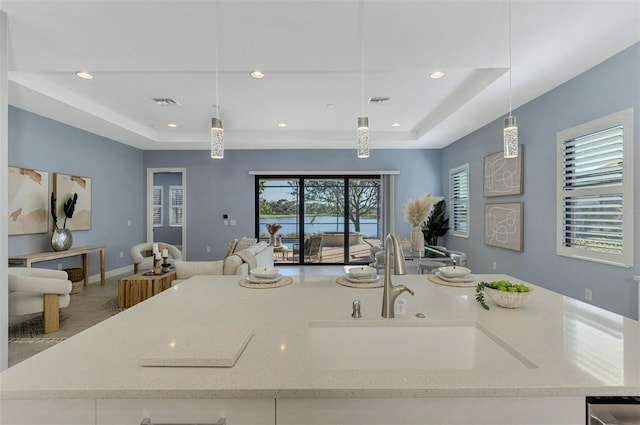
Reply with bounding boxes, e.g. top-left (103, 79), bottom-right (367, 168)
top-left (292, 234), bottom-right (324, 263)
top-left (305, 234), bottom-right (324, 262)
